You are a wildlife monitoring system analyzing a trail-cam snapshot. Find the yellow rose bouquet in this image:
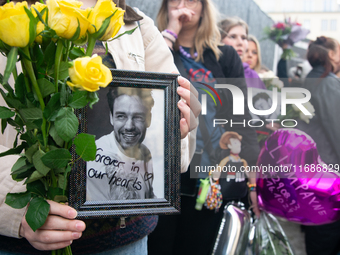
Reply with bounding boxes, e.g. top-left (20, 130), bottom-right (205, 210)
top-left (0, 0), bottom-right (133, 254)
